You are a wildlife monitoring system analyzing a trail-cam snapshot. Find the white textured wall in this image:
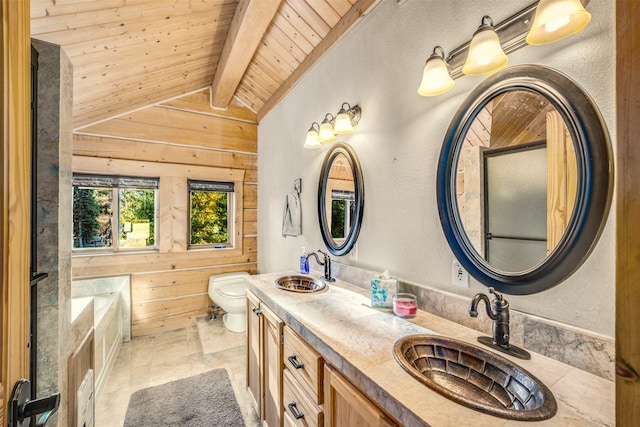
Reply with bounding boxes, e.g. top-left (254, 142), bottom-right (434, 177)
top-left (258, 0), bottom-right (615, 336)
